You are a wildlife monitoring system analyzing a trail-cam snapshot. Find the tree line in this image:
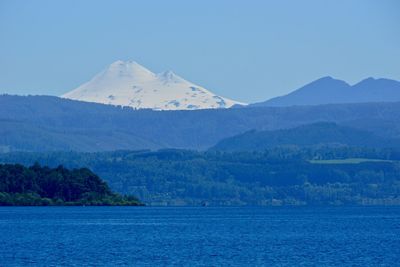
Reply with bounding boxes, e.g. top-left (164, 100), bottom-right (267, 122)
top-left (1, 146), bottom-right (399, 206)
top-left (0, 163), bottom-right (142, 206)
